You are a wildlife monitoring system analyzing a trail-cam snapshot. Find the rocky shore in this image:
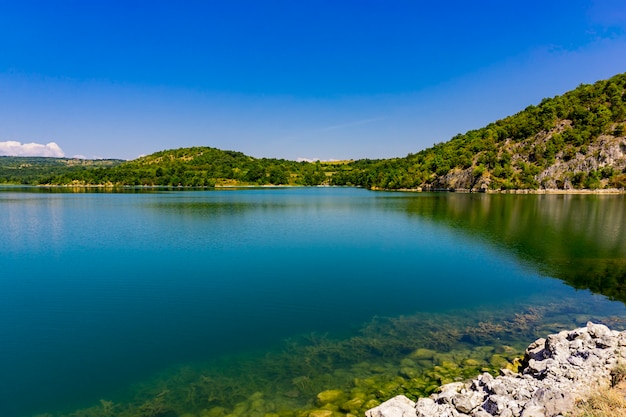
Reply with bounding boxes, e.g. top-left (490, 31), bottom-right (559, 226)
top-left (366, 322), bottom-right (626, 417)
